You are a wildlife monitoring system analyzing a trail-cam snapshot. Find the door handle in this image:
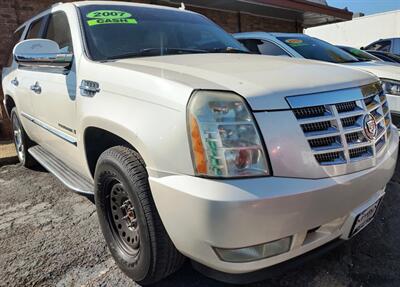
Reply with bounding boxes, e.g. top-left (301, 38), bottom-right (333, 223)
top-left (30, 82), bottom-right (41, 94)
top-left (11, 77), bottom-right (19, 87)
